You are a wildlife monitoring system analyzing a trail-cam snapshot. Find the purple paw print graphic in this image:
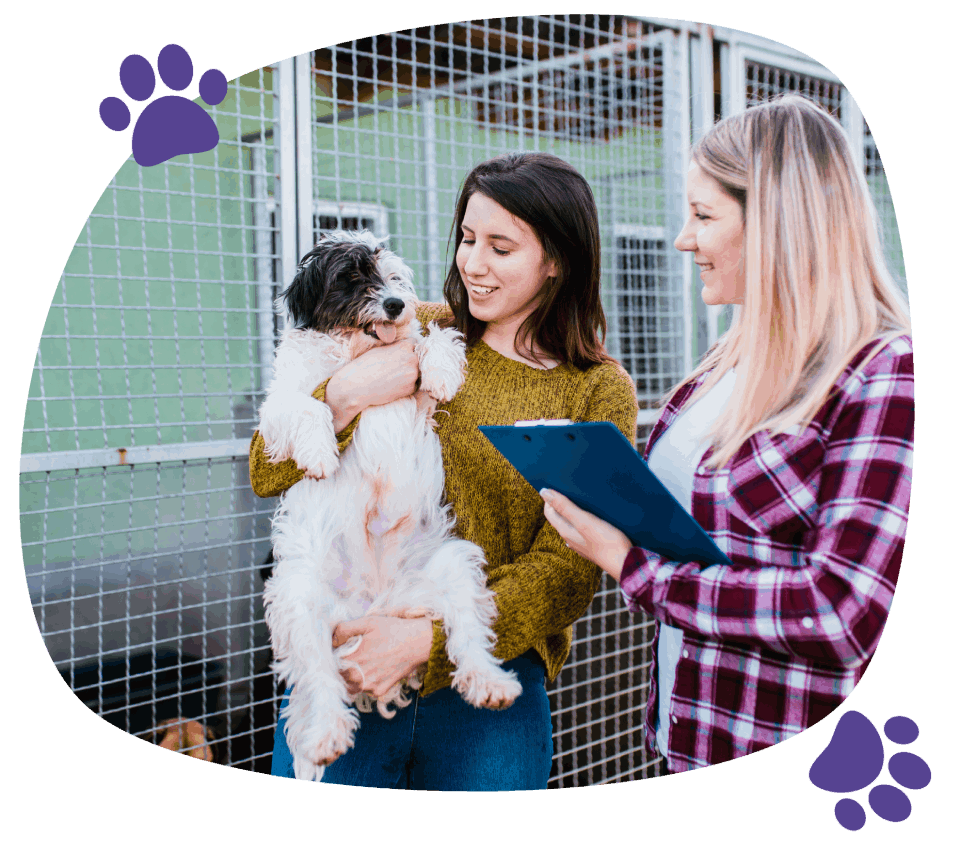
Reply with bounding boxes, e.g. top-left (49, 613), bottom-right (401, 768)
top-left (99, 44), bottom-right (227, 167)
top-left (810, 711), bottom-right (931, 831)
